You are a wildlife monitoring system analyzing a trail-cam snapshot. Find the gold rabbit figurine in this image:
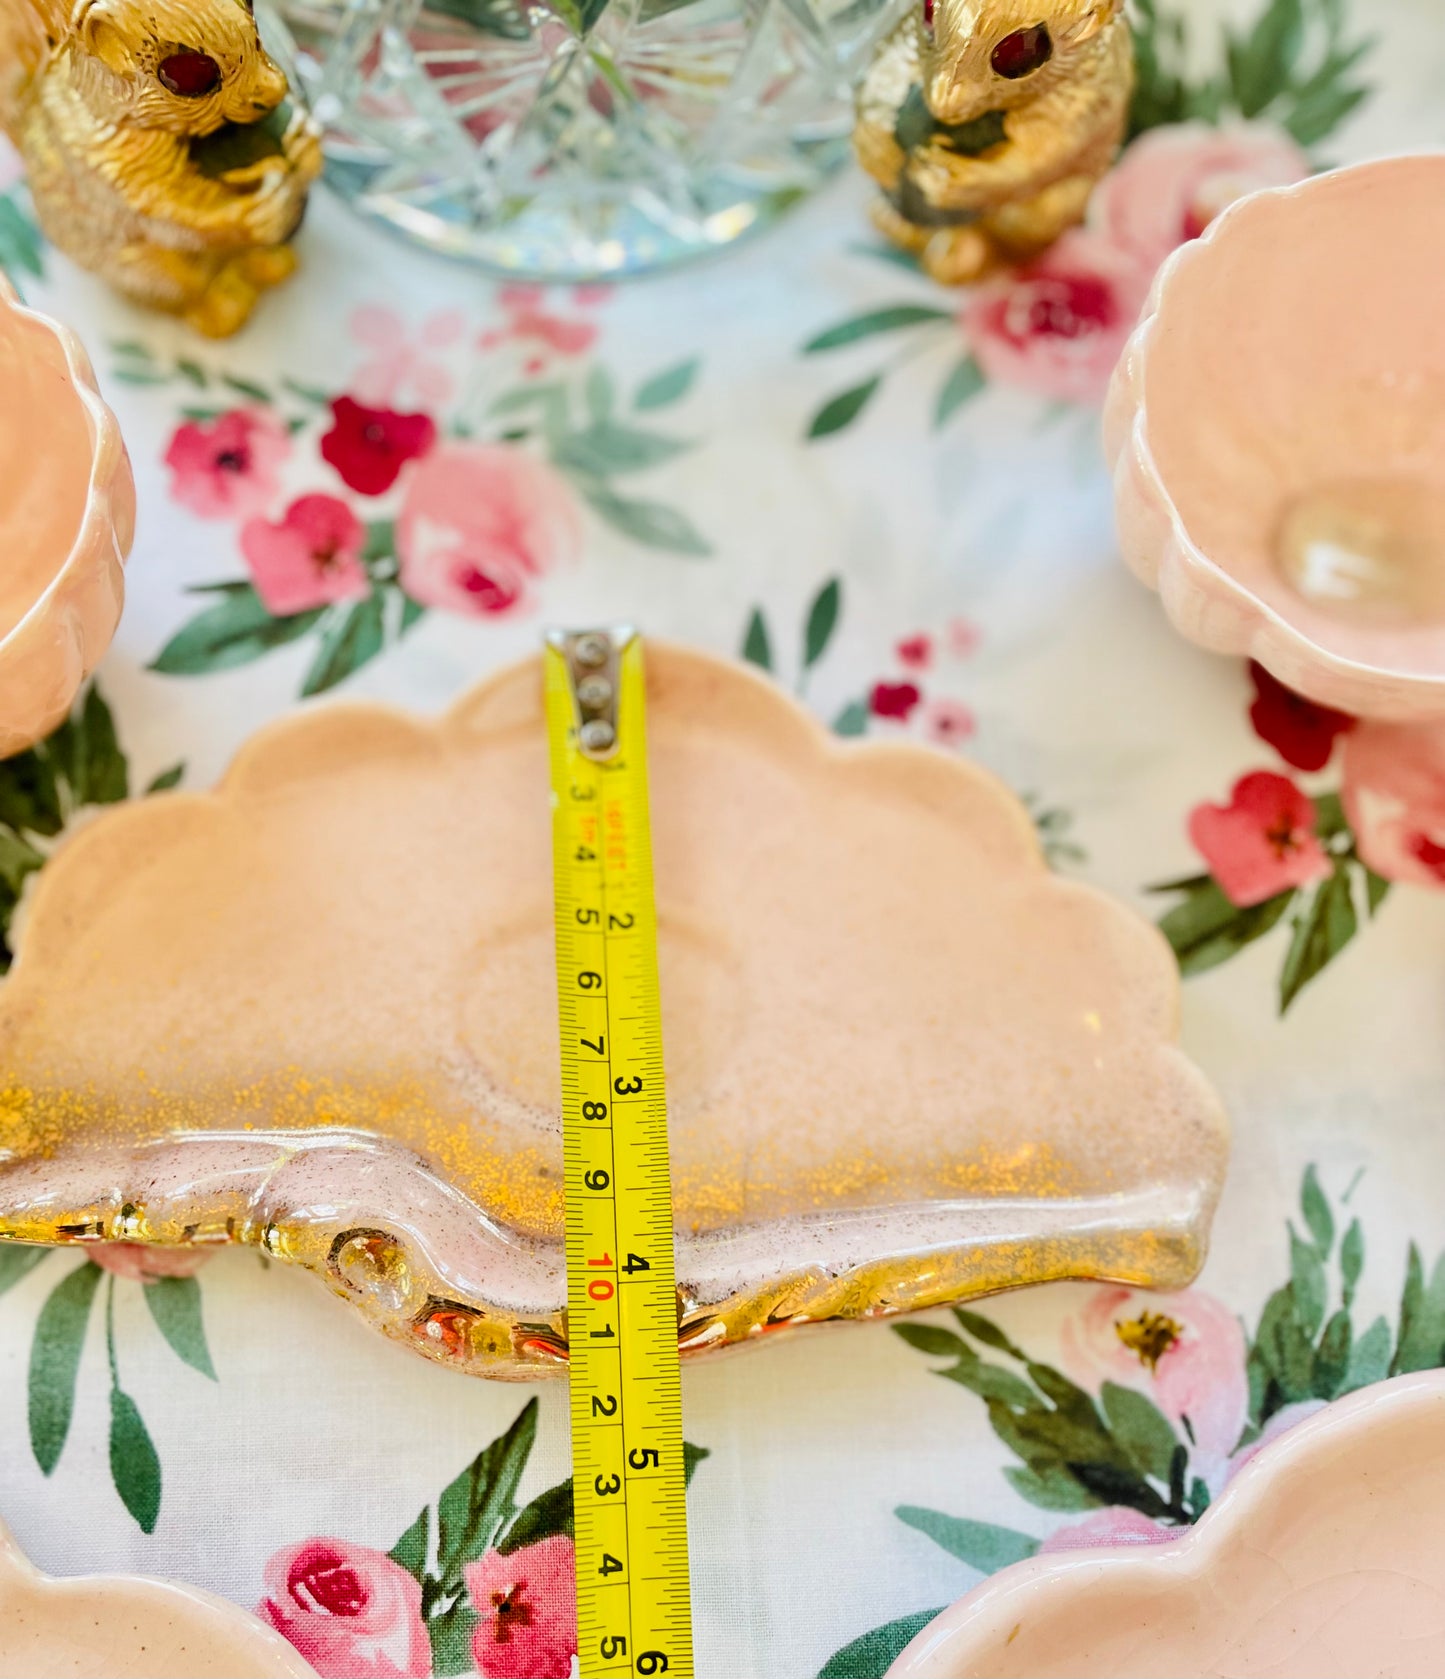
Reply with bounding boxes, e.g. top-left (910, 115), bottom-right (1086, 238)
top-left (856, 0), bottom-right (1133, 285)
top-left (0, 0), bottom-right (321, 336)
